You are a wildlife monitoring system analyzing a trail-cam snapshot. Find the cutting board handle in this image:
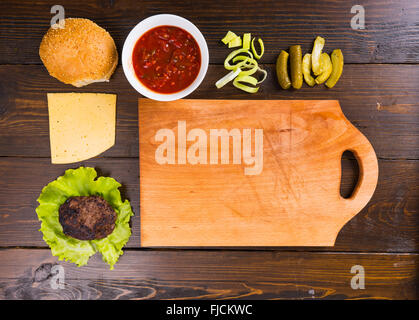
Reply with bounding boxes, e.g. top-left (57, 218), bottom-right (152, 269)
top-left (340, 130), bottom-right (379, 215)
